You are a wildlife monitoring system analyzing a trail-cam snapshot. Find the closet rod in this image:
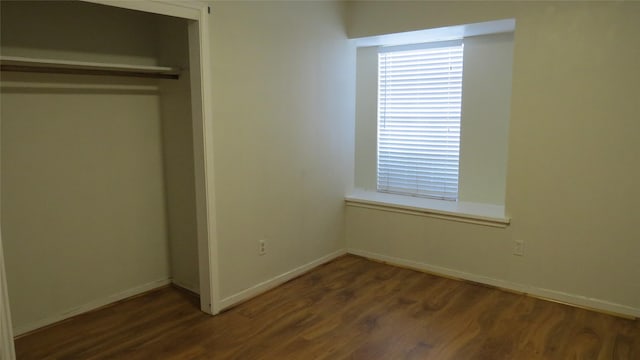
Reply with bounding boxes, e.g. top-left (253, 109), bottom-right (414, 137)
top-left (0, 56), bottom-right (180, 80)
